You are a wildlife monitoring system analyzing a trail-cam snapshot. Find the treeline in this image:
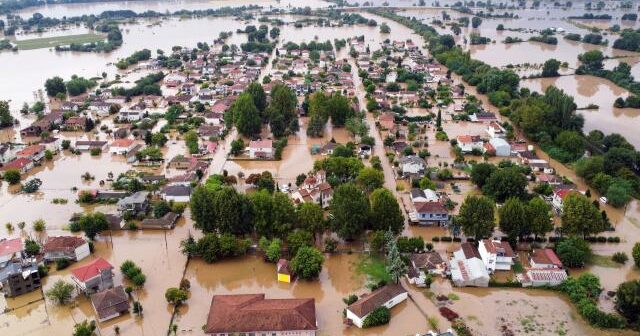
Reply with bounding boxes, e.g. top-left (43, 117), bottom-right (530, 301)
top-left (115, 49), bottom-right (151, 69)
top-left (55, 23), bottom-right (122, 52)
top-left (564, 33), bottom-right (605, 46)
top-left (44, 75), bottom-right (97, 97)
top-left (111, 72), bottom-right (164, 97)
top-left (568, 13), bottom-right (612, 20)
top-left (306, 91), bottom-right (355, 137)
top-left (613, 29), bottom-right (640, 52)
top-left (282, 40), bottom-right (333, 51)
